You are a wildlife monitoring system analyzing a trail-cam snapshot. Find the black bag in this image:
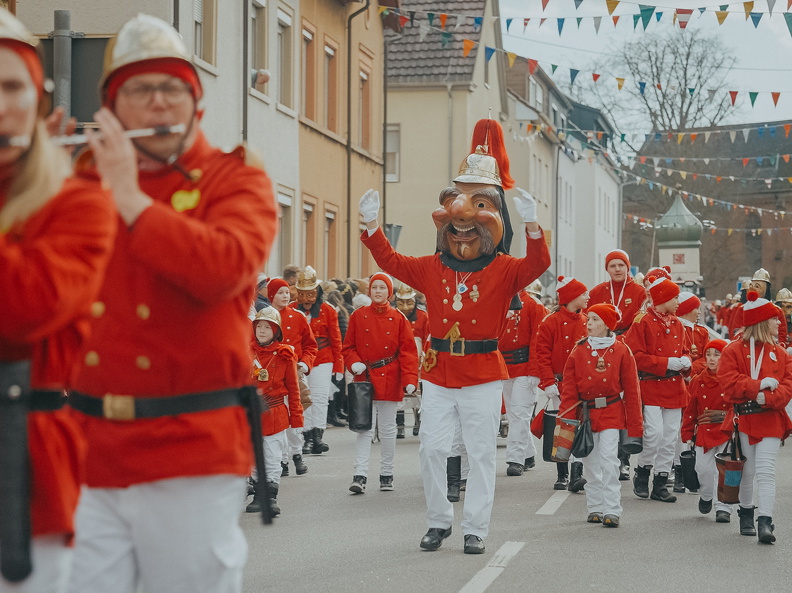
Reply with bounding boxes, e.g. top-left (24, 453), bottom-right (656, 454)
top-left (347, 381), bottom-right (374, 433)
top-left (571, 405), bottom-right (594, 458)
top-left (542, 409), bottom-right (558, 462)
